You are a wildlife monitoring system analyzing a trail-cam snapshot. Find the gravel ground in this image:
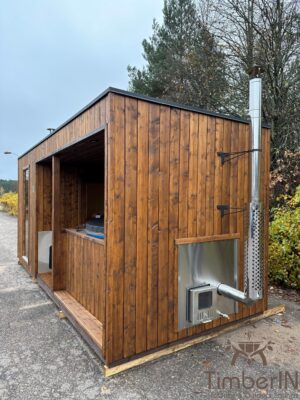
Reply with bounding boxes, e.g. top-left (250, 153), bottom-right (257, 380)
top-left (0, 211), bottom-right (299, 400)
